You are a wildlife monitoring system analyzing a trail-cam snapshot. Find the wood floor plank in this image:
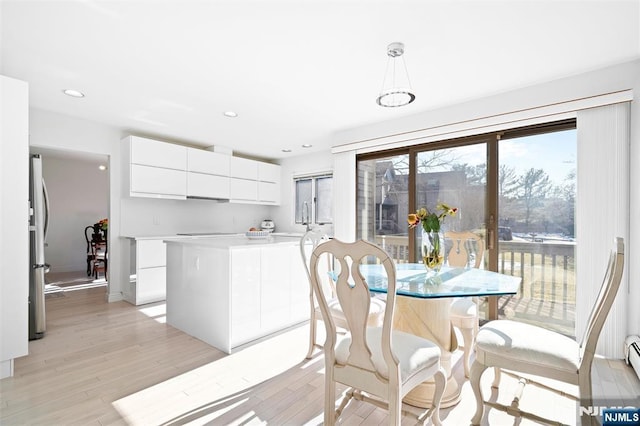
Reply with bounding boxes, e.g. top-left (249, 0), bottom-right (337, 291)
top-left (2, 285), bottom-right (638, 425)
